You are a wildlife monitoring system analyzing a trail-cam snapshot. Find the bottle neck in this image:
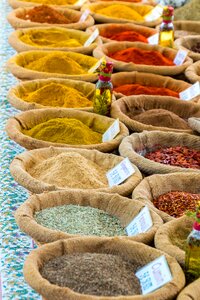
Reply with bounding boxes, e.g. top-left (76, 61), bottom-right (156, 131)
top-left (162, 19), bottom-right (173, 24)
top-left (99, 75), bottom-right (111, 82)
top-left (193, 221), bottom-right (200, 231)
